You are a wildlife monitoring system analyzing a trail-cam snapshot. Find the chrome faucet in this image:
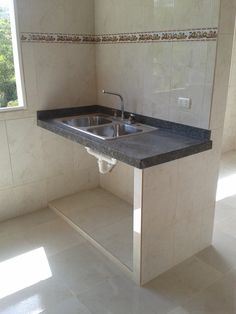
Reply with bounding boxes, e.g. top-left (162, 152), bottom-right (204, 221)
top-left (102, 90), bottom-right (125, 120)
